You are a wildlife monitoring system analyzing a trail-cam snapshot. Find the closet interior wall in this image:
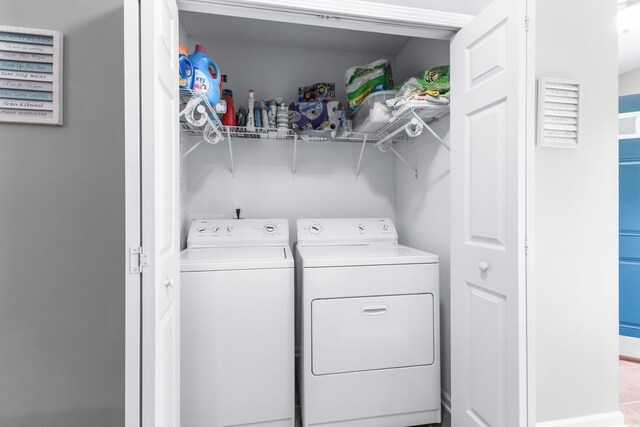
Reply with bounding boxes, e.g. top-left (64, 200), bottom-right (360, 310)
top-left (393, 36), bottom-right (452, 403)
top-left (179, 17), bottom-right (413, 246)
top-left (178, 16), bottom-right (453, 400)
